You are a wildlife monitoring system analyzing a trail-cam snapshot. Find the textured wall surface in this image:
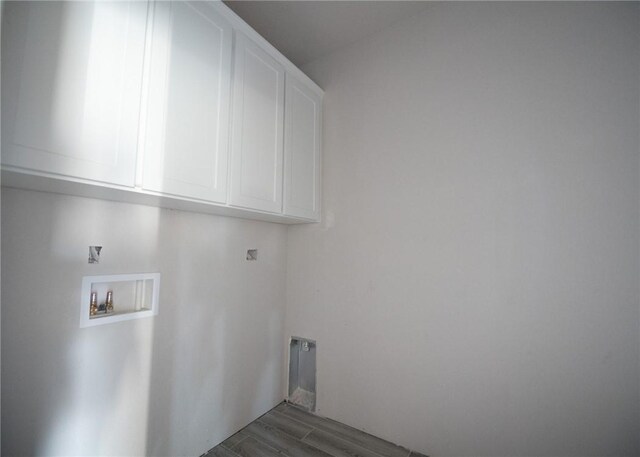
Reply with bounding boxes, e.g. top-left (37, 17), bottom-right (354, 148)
top-left (1, 188), bottom-right (287, 456)
top-left (287, 3), bottom-right (640, 456)
top-left (2, 3), bottom-right (639, 457)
